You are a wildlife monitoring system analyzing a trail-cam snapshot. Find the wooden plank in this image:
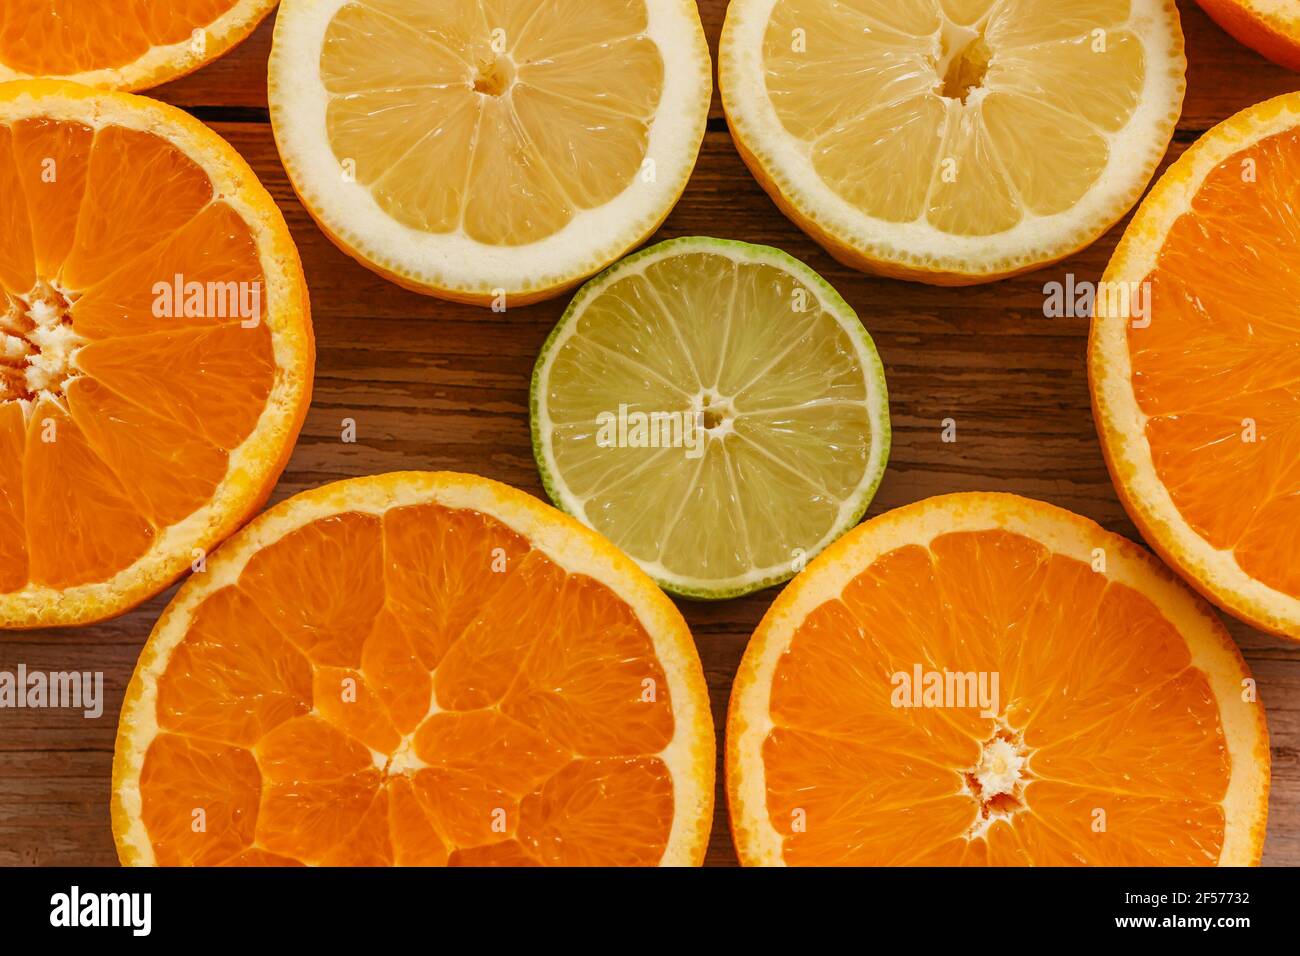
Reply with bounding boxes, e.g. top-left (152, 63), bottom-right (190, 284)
top-left (3, 0), bottom-right (1299, 869)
